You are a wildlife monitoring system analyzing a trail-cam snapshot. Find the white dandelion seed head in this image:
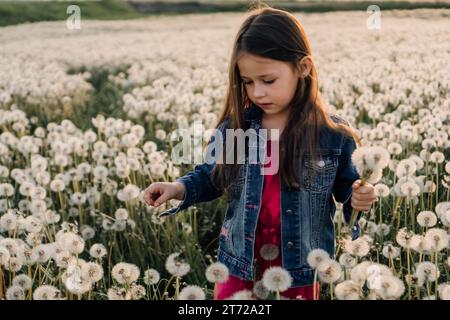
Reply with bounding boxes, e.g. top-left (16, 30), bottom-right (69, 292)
top-left (6, 285), bottom-right (26, 300)
top-left (349, 261), bottom-right (372, 285)
top-left (424, 228), bottom-right (448, 252)
top-left (262, 266), bottom-right (293, 292)
top-left (0, 210), bottom-right (18, 231)
top-left (396, 228), bottom-right (415, 249)
top-left (143, 268), bottom-right (160, 285)
top-left (129, 284), bottom-right (146, 300)
top-left (12, 274), bottom-right (33, 290)
top-left (387, 142), bottom-right (402, 156)
top-left (438, 283), bottom-right (450, 300)
top-left (33, 285), bottom-right (62, 300)
top-left (338, 253), bottom-right (357, 269)
top-left (205, 262), bottom-right (229, 284)
top-left (89, 243), bottom-right (107, 259)
top-left (343, 238), bottom-right (370, 257)
top-left (415, 261), bottom-right (440, 285)
top-left (373, 183), bottom-right (390, 197)
top-left (165, 252), bottom-right (190, 278)
top-left (307, 248), bottom-right (330, 269)
top-left (253, 280), bottom-right (270, 299)
top-left (114, 208), bottom-right (129, 221)
top-left (179, 285), bottom-right (205, 300)
top-left (399, 180), bottom-right (421, 198)
top-left (111, 262), bottom-right (140, 285)
top-left (395, 159), bottom-right (417, 178)
top-left (334, 280), bottom-right (361, 300)
top-left (259, 244), bottom-right (279, 261)
top-left (317, 260), bottom-right (342, 284)
top-left (382, 244), bottom-right (401, 259)
top-left (416, 211), bottom-right (437, 228)
top-left (228, 289), bottom-right (254, 300)
top-left (429, 151), bottom-right (445, 164)
top-left (0, 246), bottom-right (11, 265)
top-left (81, 262), bottom-right (104, 283)
top-left (373, 275), bottom-right (405, 300)
top-left (107, 286), bottom-right (130, 300)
